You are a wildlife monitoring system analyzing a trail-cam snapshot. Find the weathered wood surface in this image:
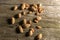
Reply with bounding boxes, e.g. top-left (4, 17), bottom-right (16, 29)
top-left (0, 0), bottom-right (60, 40)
